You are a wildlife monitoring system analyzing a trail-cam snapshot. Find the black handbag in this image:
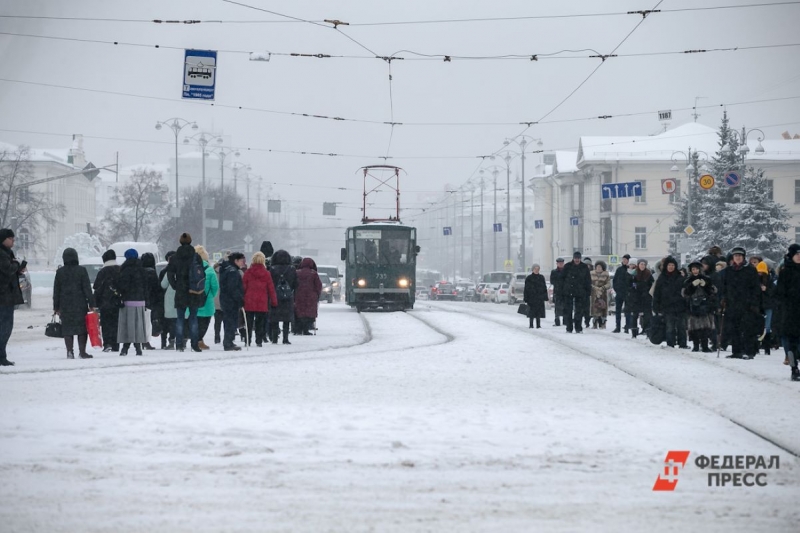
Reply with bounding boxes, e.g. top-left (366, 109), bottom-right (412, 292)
top-left (45, 315), bottom-right (63, 338)
top-left (517, 303), bottom-right (529, 316)
top-left (648, 314), bottom-right (666, 345)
